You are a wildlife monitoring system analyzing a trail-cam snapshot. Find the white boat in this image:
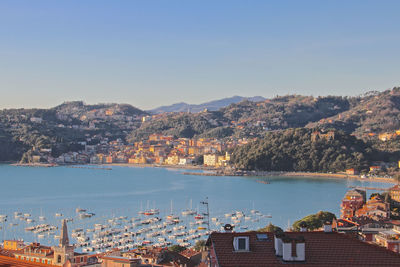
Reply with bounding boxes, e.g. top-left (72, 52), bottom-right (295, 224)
top-left (182, 199), bottom-right (196, 215)
top-left (236, 211), bottom-right (244, 218)
top-left (39, 216), bottom-right (46, 221)
top-left (79, 213), bottom-right (94, 219)
top-left (150, 209), bottom-right (159, 214)
top-left (166, 200), bottom-right (179, 220)
top-left (55, 213), bottom-right (63, 217)
top-left (76, 207), bottom-right (87, 213)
